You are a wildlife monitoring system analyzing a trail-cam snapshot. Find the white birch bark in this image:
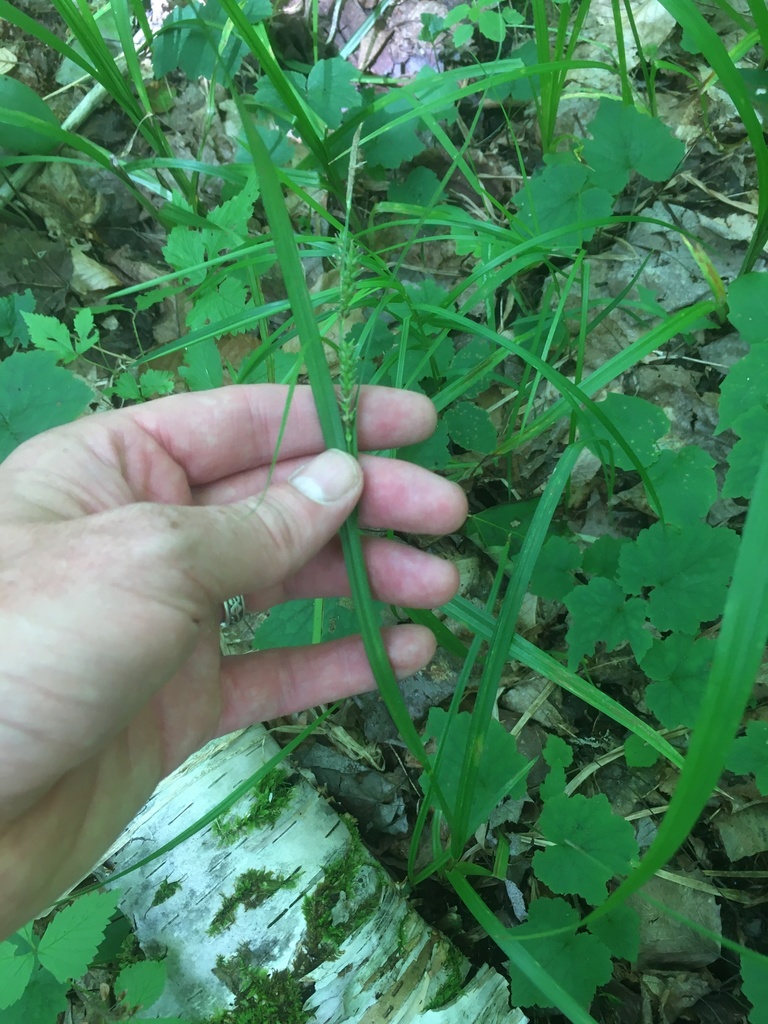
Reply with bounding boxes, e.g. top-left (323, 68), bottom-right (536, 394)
top-left (98, 725), bottom-right (527, 1024)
